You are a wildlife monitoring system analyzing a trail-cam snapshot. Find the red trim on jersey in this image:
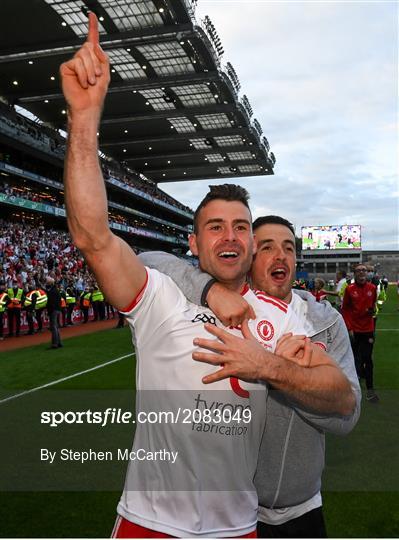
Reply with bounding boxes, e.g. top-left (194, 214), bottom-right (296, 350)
top-left (254, 290), bottom-right (288, 310)
top-left (240, 282), bottom-right (250, 296)
top-left (112, 517), bottom-right (257, 538)
top-left (264, 293), bottom-right (288, 309)
top-left (254, 292), bottom-right (287, 313)
top-left (313, 341), bottom-right (327, 351)
top-left (230, 376), bottom-right (250, 398)
top-left (120, 269), bottom-right (149, 313)
top-left (112, 518), bottom-right (172, 538)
